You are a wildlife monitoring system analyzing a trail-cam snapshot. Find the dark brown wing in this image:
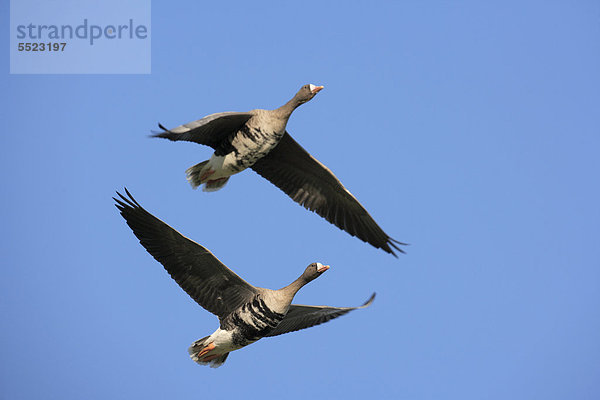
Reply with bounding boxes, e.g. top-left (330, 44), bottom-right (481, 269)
top-left (152, 111), bottom-right (253, 149)
top-left (251, 132), bottom-right (405, 256)
top-left (114, 189), bottom-right (257, 319)
top-left (265, 293), bottom-right (376, 337)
